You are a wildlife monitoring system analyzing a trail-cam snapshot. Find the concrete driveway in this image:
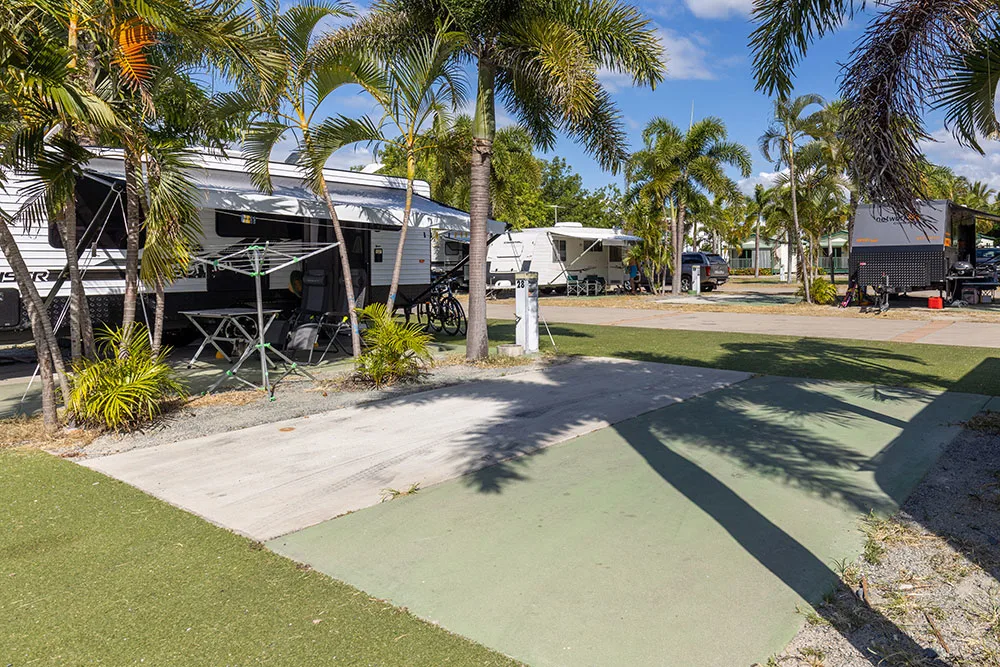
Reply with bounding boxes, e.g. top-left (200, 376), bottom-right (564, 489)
top-left (271, 377), bottom-right (988, 667)
top-left (82, 358), bottom-right (749, 540)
